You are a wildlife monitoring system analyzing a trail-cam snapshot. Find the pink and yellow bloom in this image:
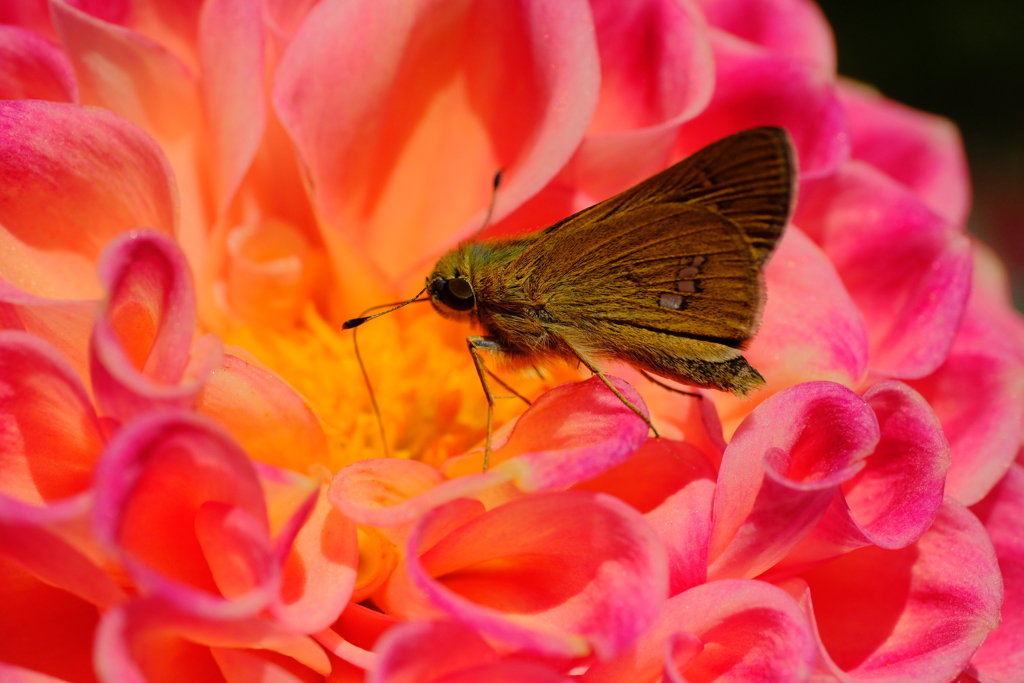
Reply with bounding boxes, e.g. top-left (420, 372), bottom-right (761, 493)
top-left (0, 0), bottom-right (1022, 682)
